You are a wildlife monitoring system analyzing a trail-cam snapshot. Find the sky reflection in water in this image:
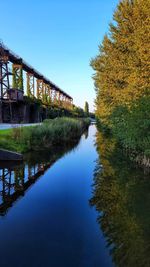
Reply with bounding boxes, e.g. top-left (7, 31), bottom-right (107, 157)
top-left (0, 126), bottom-right (113, 267)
